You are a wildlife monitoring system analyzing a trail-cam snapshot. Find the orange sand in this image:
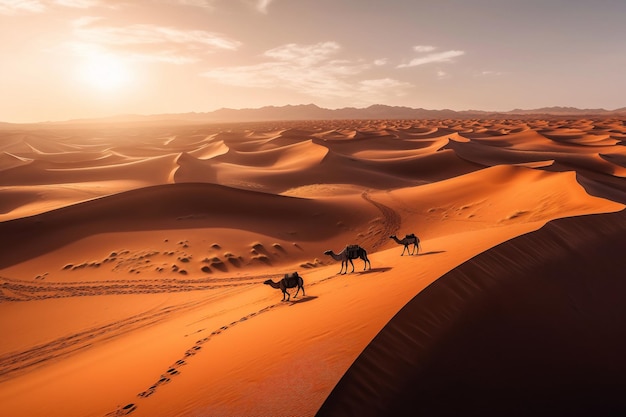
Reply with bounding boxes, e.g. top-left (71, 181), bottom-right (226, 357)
top-left (0, 118), bottom-right (624, 417)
